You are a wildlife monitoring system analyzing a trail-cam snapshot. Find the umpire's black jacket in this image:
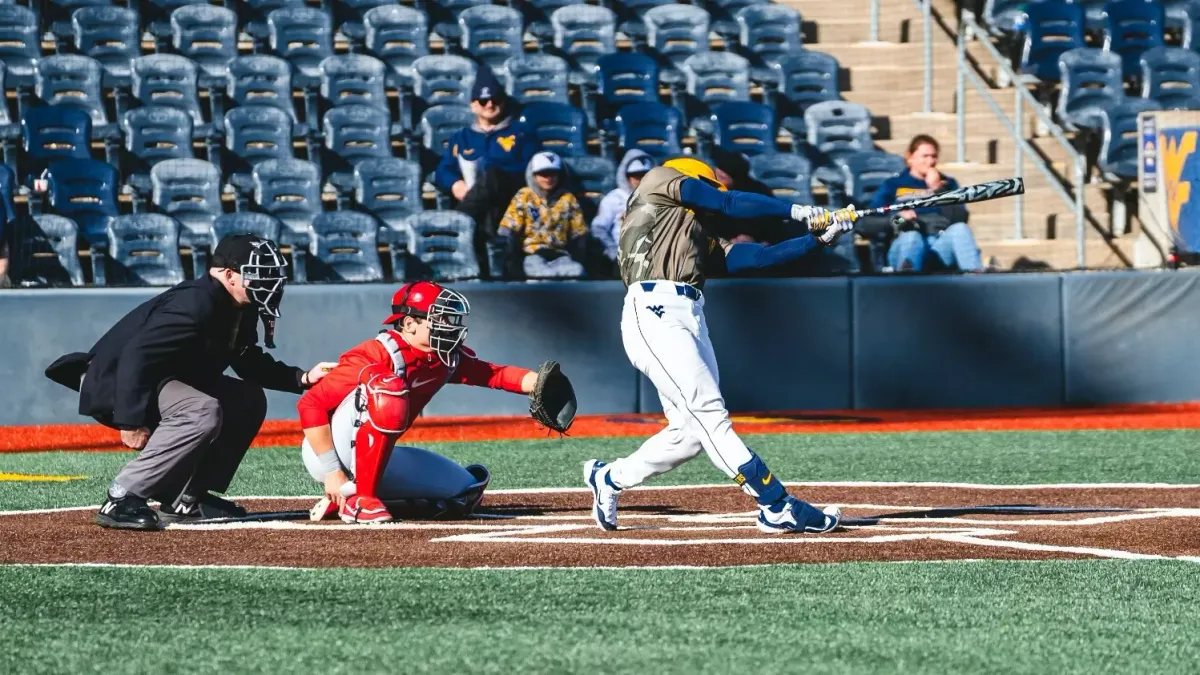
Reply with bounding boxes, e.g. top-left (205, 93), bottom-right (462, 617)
top-left (46, 274), bottom-right (306, 431)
